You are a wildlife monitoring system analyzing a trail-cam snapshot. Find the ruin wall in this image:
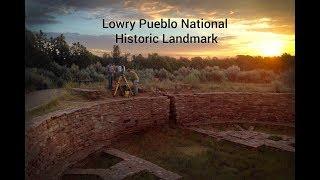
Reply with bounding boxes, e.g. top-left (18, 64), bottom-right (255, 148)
top-left (25, 96), bottom-right (170, 179)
